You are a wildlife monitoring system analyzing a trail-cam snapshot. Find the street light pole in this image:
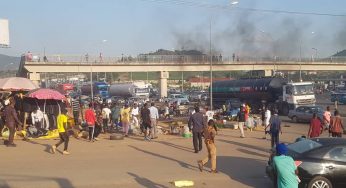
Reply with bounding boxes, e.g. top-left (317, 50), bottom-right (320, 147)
top-left (90, 60), bottom-right (94, 107)
top-left (299, 42), bottom-right (302, 82)
top-left (209, 19), bottom-right (213, 110)
top-left (312, 48), bottom-right (317, 61)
